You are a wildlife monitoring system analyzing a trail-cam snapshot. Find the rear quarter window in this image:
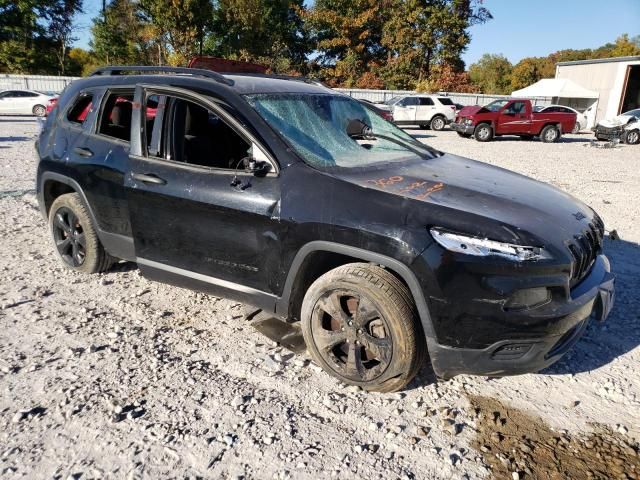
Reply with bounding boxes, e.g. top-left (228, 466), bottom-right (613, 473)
top-left (438, 97), bottom-right (454, 106)
top-left (66, 93), bottom-right (94, 124)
